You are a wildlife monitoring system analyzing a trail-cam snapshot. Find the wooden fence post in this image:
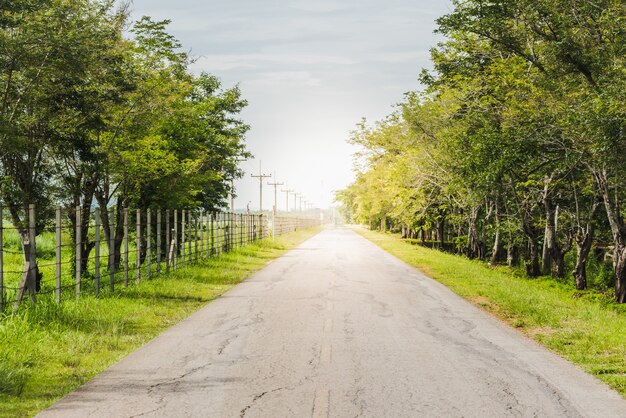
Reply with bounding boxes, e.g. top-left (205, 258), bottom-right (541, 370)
top-left (95, 208), bottom-right (101, 297)
top-left (136, 209), bottom-right (141, 283)
top-left (28, 204), bottom-right (37, 305)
